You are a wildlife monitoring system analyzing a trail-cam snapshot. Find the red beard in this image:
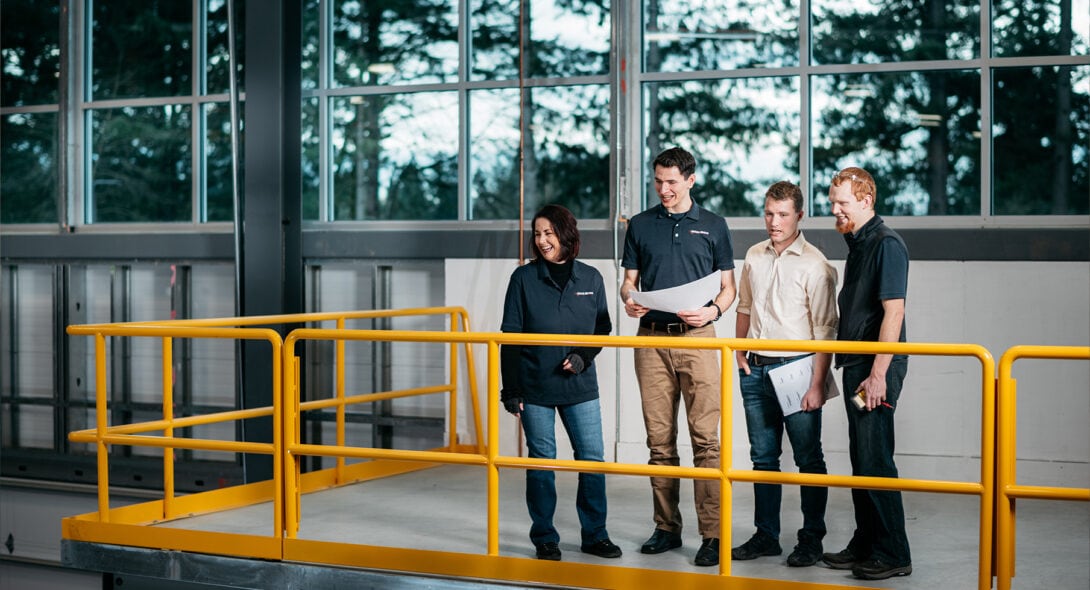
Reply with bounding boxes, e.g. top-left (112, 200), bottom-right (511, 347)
top-left (835, 217), bottom-right (855, 234)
